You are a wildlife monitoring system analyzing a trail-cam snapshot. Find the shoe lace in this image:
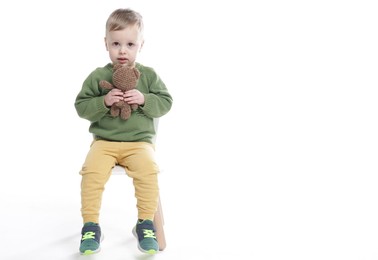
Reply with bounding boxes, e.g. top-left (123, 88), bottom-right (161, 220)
top-left (82, 231), bottom-right (96, 241)
top-left (143, 229), bottom-right (156, 239)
